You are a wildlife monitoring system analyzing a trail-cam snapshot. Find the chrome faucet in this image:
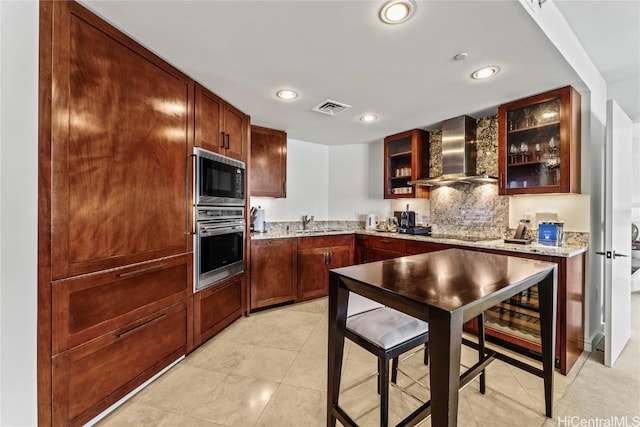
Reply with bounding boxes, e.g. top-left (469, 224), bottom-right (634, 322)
top-left (302, 214), bottom-right (314, 230)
